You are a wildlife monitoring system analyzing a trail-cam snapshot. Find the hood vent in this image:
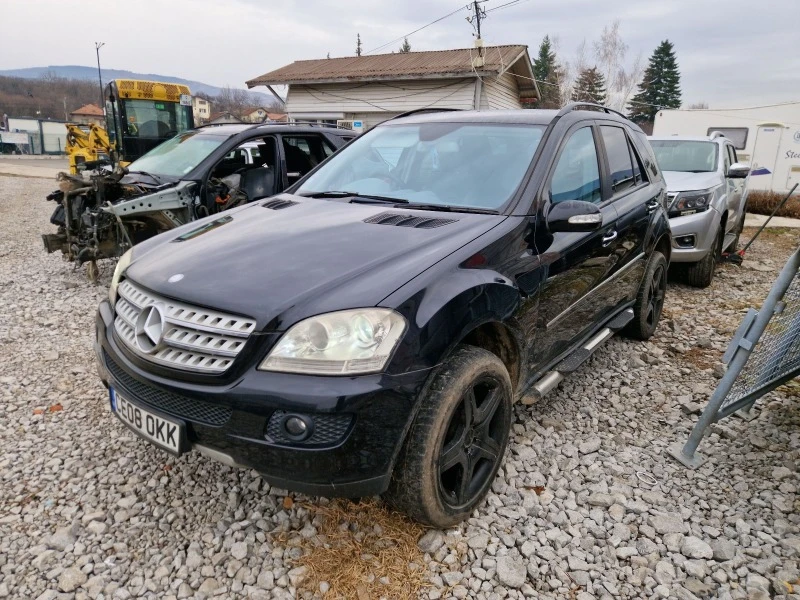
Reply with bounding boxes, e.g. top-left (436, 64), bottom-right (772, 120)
top-left (363, 212), bottom-right (457, 229)
top-left (262, 199), bottom-right (298, 210)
